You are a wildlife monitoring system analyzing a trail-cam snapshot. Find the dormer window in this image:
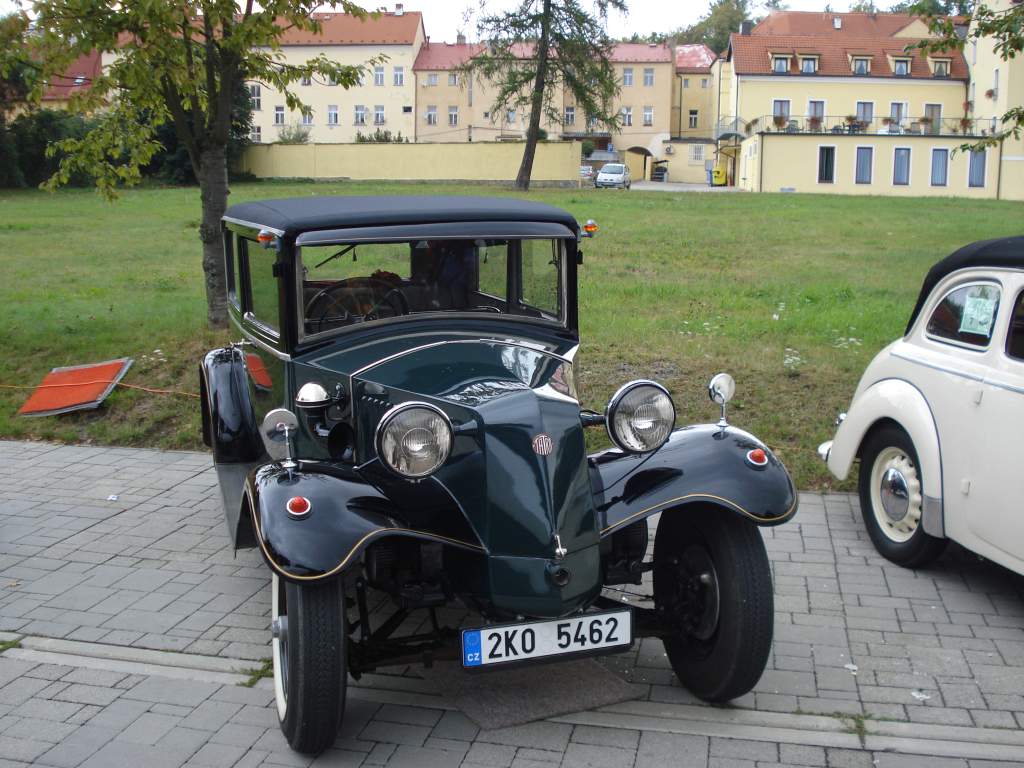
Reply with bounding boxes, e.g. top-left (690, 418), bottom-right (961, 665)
top-left (800, 57), bottom-right (818, 74)
top-left (894, 58), bottom-right (911, 76)
top-left (853, 58), bottom-right (869, 75)
top-left (933, 59), bottom-right (950, 77)
top-left (772, 56), bottom-right (789, 74)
